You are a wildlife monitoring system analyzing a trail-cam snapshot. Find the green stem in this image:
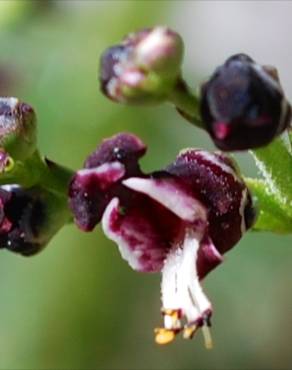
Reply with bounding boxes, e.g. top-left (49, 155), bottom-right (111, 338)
top-left (167, 79), bottom-right (204, 128)
top-left (0, 150), bottom-right (74, 197)
top-left (37, 155), bottom-right (74, 196)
